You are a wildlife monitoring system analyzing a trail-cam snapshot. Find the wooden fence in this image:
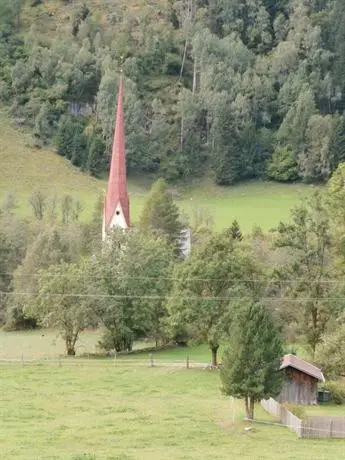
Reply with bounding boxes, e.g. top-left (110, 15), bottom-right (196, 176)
top-left (261, 398), bottom-right (302, 436)
top-left (0, 354), bottom-right (209, 370)
top-left (261, 398), bottom-right (345, 439)
top-left (302, 416), bottom-right (345, 438)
